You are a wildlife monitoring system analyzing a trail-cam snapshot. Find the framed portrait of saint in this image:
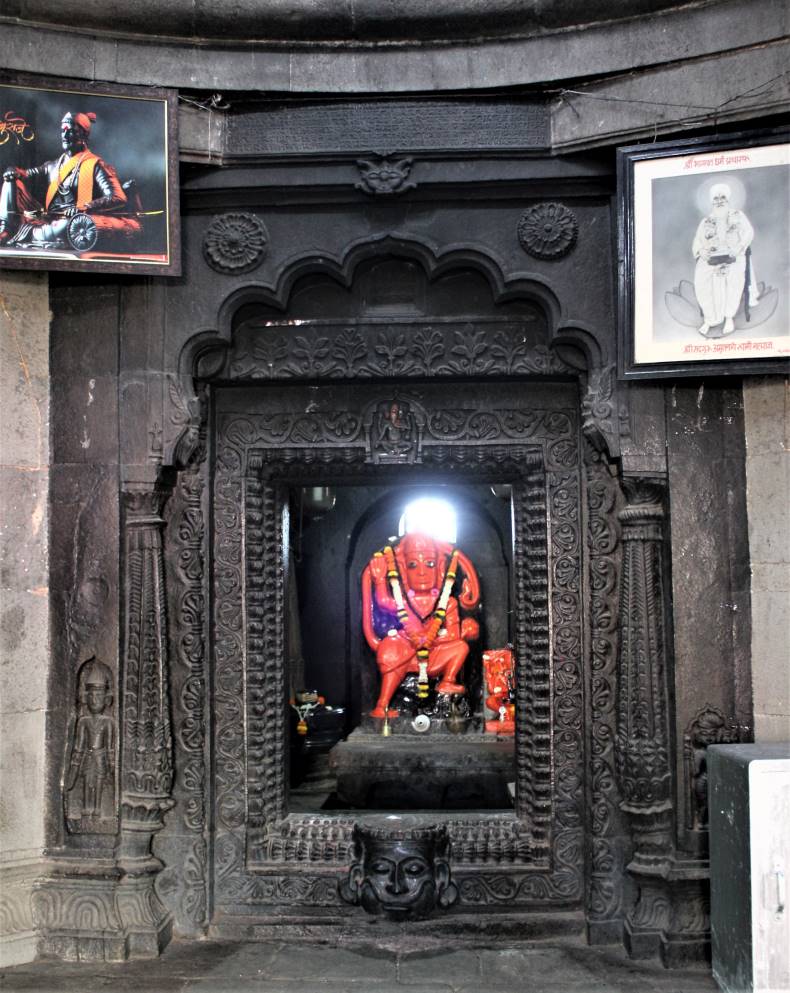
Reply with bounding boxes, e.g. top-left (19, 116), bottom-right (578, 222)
top-left (618, 130), bottom-right (789, 379)
top-left (0, 73), bottom-right (180, 275)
